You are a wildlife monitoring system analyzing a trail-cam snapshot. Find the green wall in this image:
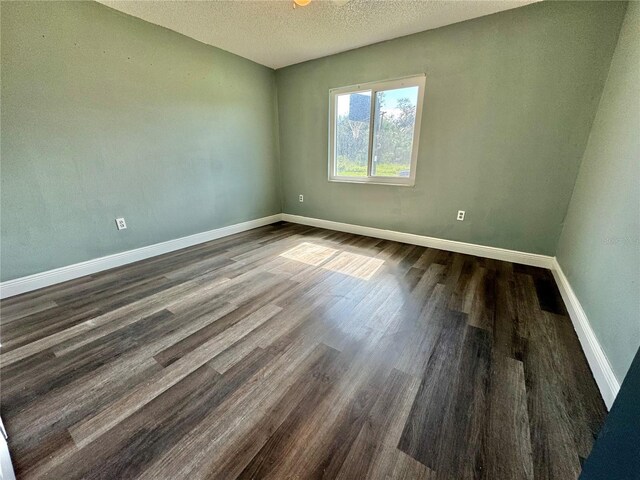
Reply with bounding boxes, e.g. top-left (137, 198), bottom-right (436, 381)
top-left (556, 1), bottom-right (640, 383)
top-left (0, 1), bottom-right (281, 281)
top-left (0, 0), bottom-right (633, 297)
top-left (276, 1), bottom-right (626, 255)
